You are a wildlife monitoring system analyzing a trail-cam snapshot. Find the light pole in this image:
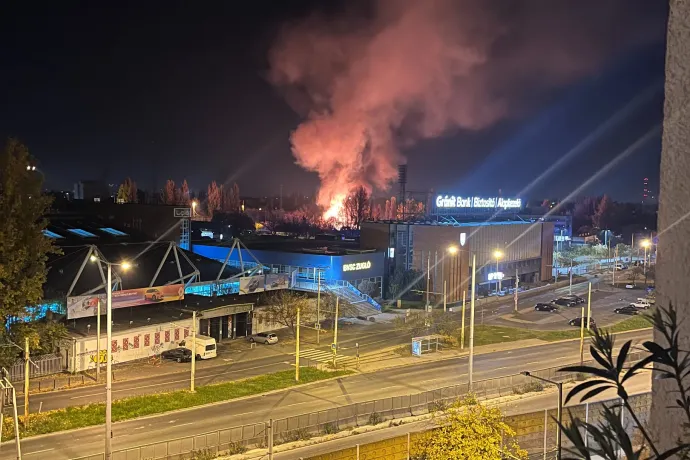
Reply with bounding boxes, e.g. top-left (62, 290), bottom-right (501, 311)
top-left (522, 371), bottom-right (563, 460)
top-left (469, 253), bottom-right (476, 389)
top-left (90, 255), bottom-right (131, 460)
top-left (493, 250), bottom-right (503, 294)
top-left (641, 239), bottom-right (651, 285)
